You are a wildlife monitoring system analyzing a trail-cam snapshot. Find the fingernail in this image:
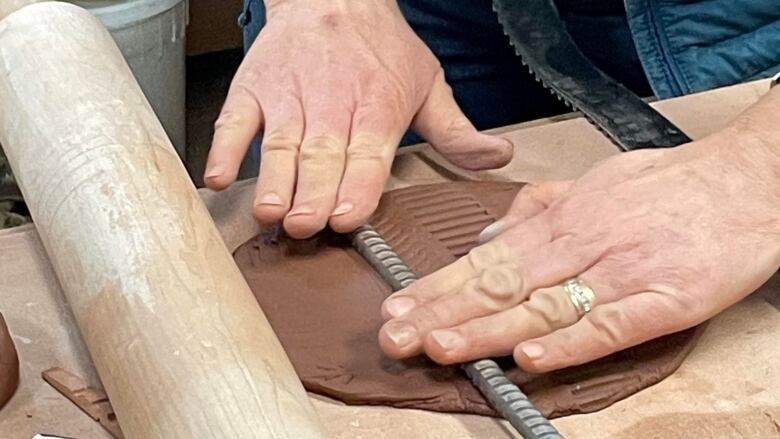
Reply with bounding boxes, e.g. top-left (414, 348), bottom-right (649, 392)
top-left (287, 205), bottom-right (315, 217)
top-left (255, 192), bottom-right (284, 206)
top-left (479, 220), bottom-right (505, 244)
top-left (520, 343), bottom-right (545, 360)
top-left (384, 323), bottom-right (417, 348)
top-left (204, 164), bottom-right (225, 178)
top-left (430, 330), bottom-right (465, 352)
top-left (331, 201), bottom-right (354, 216)
top-left (385, 296), bottom-right (416, 318)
